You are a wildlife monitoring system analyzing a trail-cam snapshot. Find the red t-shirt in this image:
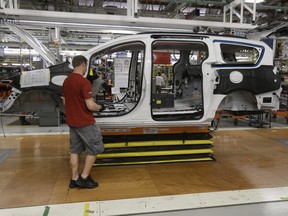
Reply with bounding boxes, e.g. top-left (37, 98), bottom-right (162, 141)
top-left (63, 73), bottom-right (95, 127)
